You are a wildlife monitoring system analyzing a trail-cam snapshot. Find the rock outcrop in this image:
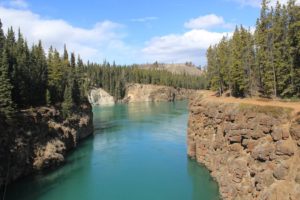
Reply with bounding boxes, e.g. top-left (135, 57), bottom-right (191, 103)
top-left (88, 88), bottom-right (115, 106)
top-left (0, 103), bottom-right (93, 187)
top-left (122, 83), bottom-right (197, 103)
top-left (187, 94), bottom-right (300, 200)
